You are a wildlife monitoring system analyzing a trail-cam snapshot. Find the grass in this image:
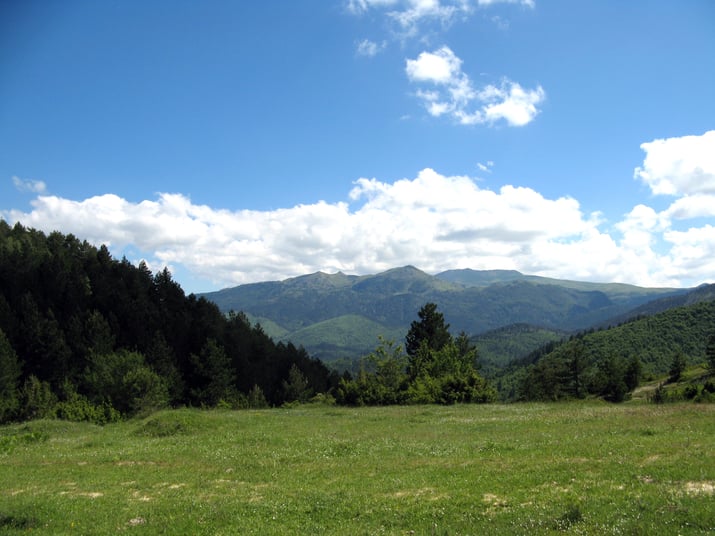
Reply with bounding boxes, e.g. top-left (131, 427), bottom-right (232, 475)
top-left (1, 403), bottom-right (714, 534)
